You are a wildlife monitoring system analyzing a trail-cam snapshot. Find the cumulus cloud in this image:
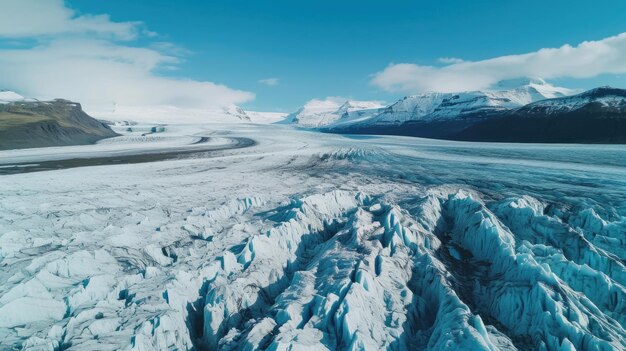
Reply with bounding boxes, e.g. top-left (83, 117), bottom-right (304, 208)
top-left (0, 0), bottom-right (254, 122)
top-left (0, 40), bottom-right (253, 108)
top-left (438, 57), bottom-right (465, 64)
top-left (258, 78), bottom-right (279, 86)
top-left (0, 0), bottom-right (140, 40)
top-left (372, 32), bottom-right (626, 93)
